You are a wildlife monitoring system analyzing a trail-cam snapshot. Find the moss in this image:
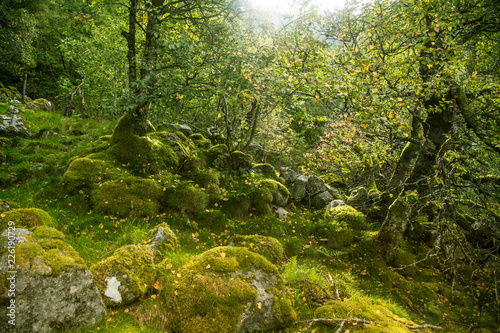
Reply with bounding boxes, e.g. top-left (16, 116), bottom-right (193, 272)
top-left (196, 210), bottom-right (228, 232)
top-left (0, 208), bottom-right (57, 231)
top-left (62, 157), bottom-right (116, 194)
top-left (31, 225), bottom-right (65, 239)
top-left (91, 176), bottom-right (162, 218)
top-left (6, 226), bottom-right (86, 276)
top-left (227, 151), bottom-right (253, 174)
top-left (146, 223), bottom-right (179, 261)
top-left (231, 235), bottom-right (284, 264)
top-left (109, 116), bottom-right (178, 175)
top-left (166, 246), bottom-right (295, 333)
top-left (221, 193), bottom-right (251, 219)
top-left (163, 182), bottom-right (209, 214)
top-left (315, 300), bottom-right (416, 332)
top-left (252, 163), bottom-right (275, 177)
top-left (90, 244), bottom-right (156, 306)
top-left (189, 133), bottom-right (211, 149)
top-left (206, 144), bottom-right (229, 168)
top-left (324, 205), bottom-right (366, 229)
top-left (0, 137), bottom-right (13, 147)
top-left (251, 179), bottom-right (290, 216)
